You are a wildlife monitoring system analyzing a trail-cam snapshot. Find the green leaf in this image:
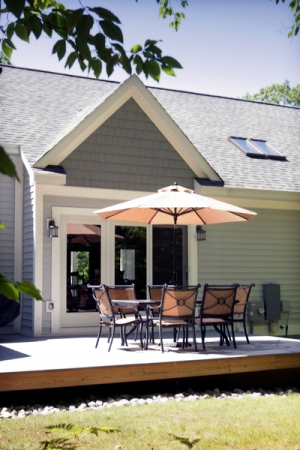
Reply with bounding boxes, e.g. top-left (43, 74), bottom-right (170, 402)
top-left (106, 54), bottom-right (119, 77)
top-left (32, 18), bottom-right (43, 40)
top-left (26, 14), bottom-right (38, 35)
top-left (100, 20), bottom-right (123, 43)
top-left (15, 22), bottom-right (29, 42)
top-left (147, 60), bottom-right (161, 82)
top-left (90, 7), bottom-right (121, 24)
top-left (5, 38), bottom-right (16, 50)
top-left (16, 281), bottom-right (43, 300)
top-left (6, 22), bottom-right (15, 40)
top-left (160, 56), bottom-right (183, 68)
top-left (2, 40), bottom-right (13, 58)
top-left (0, 280), bottom-right (19, 301)
top-left (76, 14), bottom-right (94, 40)
top-left (145, 44), bottom-right (162, 57)
top-left (76, 36), bottom-right (91, 60)
top-left (133, 54), bottom-right (143, 74)
top-left (0, 222), bottom-right (6, 230)
top-left (78, 56), bottom-right (87, 71)
top-left (143, 50), bottom-right (154, 59)
top-left (144, 39), bottom-right (159, 47)
top-left (94, 33), bottom-right (105, 56)
top-left (65, 51), bottom-right (78, 69)
top-left (52, 39), bottom-right (66, 60)
top-left (42, 20), bottom-right (53, 38)
top-left (112, 43), bottom-right (126, 56)
top-left (119, 54), bottom-right (132, 74)
top-left (5, 0), bottom-right (25, 18)
top-left (67, 8), bottom-right (84, 30)
top-left (0, 146), bottom-right (20, 181)
top-left (162, 65), bottom-right (176, 76)
top-left (91, 58), bottom-right (102, 78)
top-left (131, 44), bottom-right (142, 53)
